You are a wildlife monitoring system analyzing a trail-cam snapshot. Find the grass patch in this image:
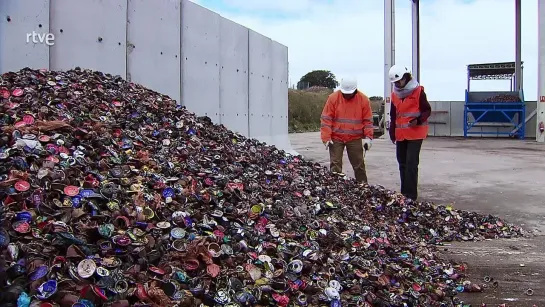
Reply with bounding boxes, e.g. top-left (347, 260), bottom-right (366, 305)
top-left (288, 89), bottom-right (330, 133)
top-left (288, 89), bottom-right (383, 133)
